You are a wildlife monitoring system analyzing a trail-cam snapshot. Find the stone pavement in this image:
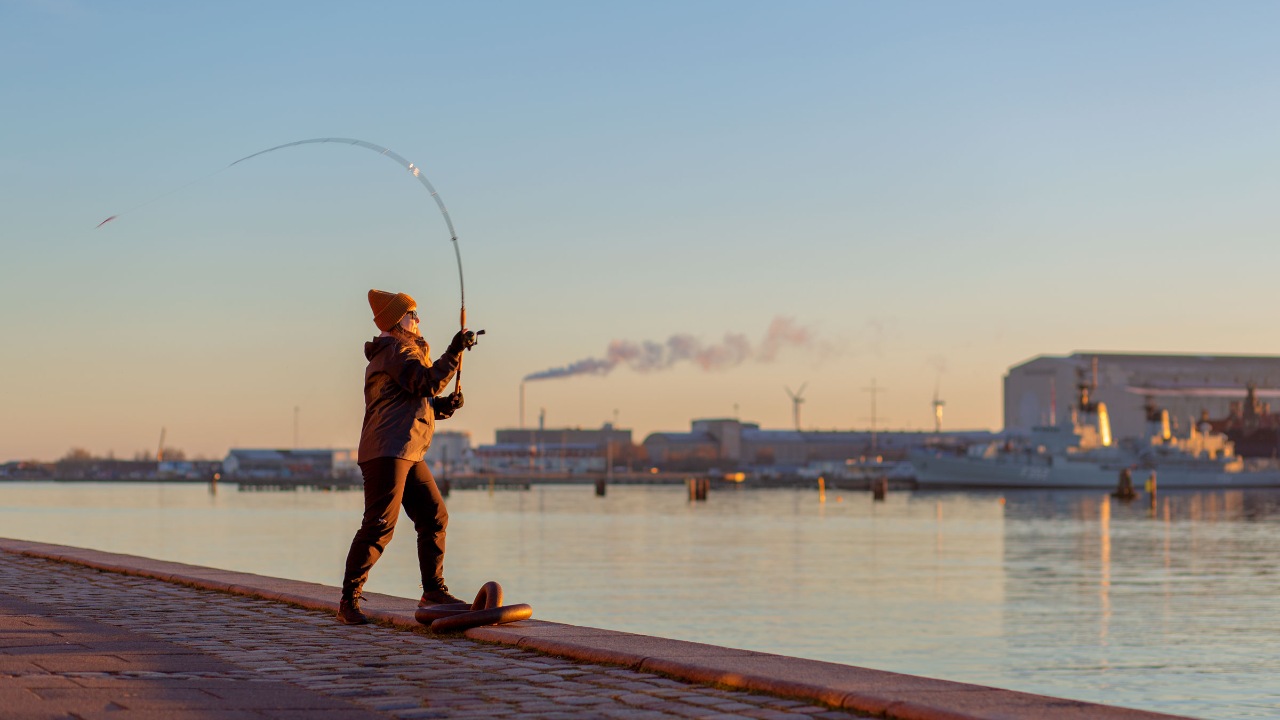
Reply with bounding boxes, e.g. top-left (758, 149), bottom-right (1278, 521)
top-left (0, 591), bottom-right (374, 719)
top-left (0, 550), bottom-right (863, 720)
top-left (0, 540), bottom-right (1195, 720)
